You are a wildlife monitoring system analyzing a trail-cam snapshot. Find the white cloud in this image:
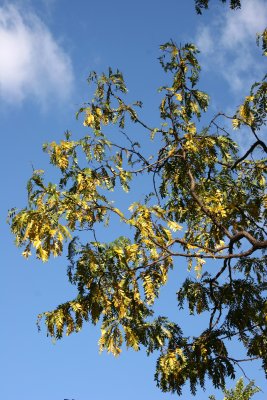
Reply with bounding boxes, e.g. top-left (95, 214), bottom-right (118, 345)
top-left (197, 26), bottom-right (214, 54)
top-left (0, 4), bottom-right (74, 106)
top-left (220, 0), bottom-right (267, 49)
top-left (196, 0), bottom-right (267, 93)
